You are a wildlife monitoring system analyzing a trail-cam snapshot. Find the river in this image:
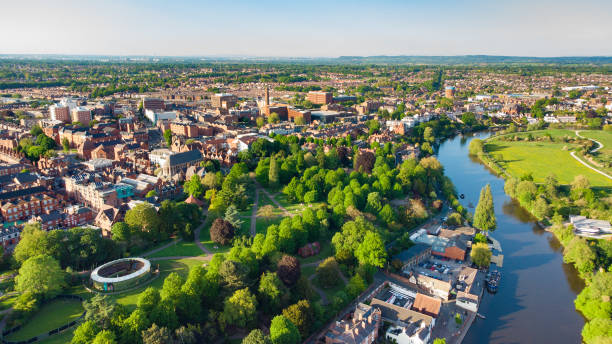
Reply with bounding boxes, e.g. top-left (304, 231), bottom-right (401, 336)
top-left (436, 132), bottom-right (585, 344)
